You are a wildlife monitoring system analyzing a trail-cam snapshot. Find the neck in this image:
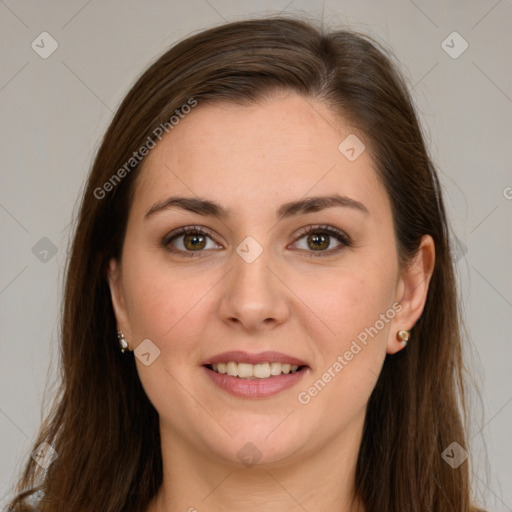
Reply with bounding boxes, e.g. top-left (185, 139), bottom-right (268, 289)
top-left (148, 417), bottom-right (366, 512)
